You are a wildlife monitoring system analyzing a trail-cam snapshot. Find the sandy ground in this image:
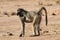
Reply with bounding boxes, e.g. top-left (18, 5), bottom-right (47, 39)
top-left (0, 0), bottom-right (60, 40)
top-left (0, 15), bottom-right (60, 40)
